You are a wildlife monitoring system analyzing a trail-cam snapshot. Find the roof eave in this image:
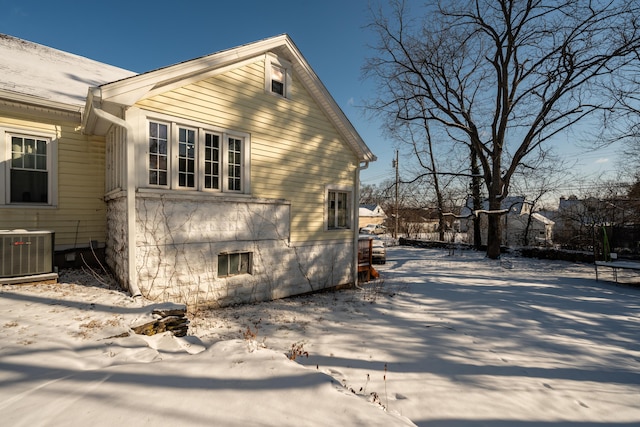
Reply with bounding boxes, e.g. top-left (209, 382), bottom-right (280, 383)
top-left (0, 89), bottom-right (82, 122)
